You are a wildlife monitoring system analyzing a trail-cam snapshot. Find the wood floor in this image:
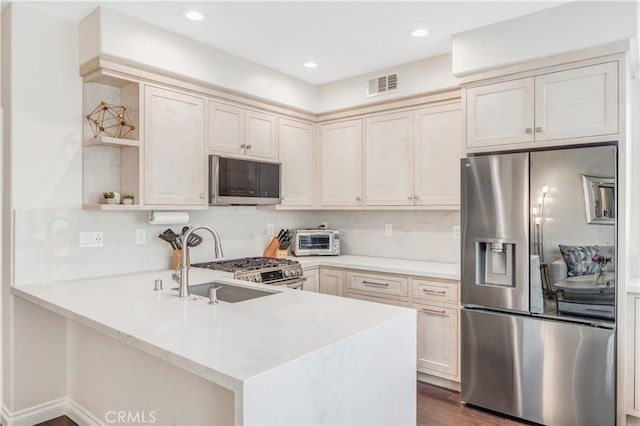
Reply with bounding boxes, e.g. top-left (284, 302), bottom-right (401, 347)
top-left (417, 381), bottom-right (525, 426)
top-left (38, 382), bottom-right (522, 426)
